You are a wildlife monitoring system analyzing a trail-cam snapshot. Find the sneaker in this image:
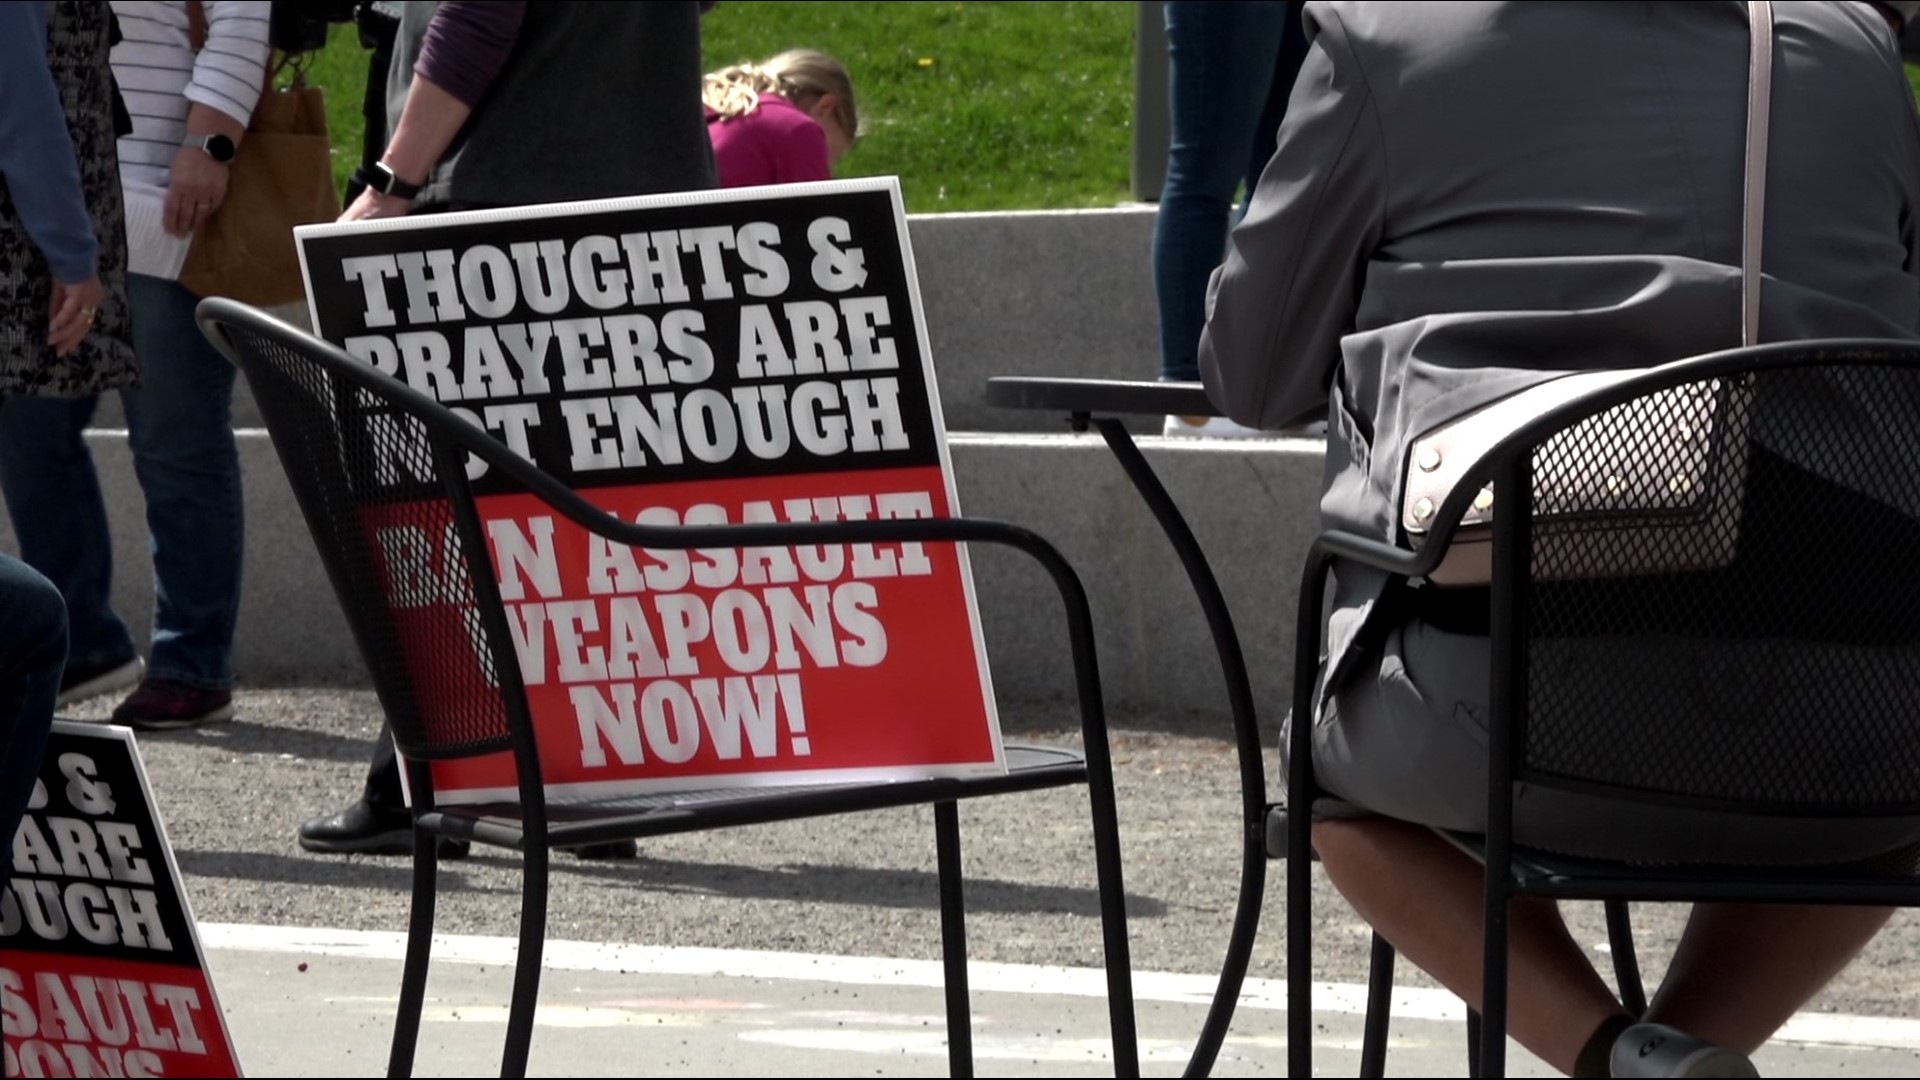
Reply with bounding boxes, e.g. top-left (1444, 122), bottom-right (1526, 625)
top-left (1162, 414), bottom-right (1273, 439)
top-left (1611, 1022), bottom-right (1758, 1078)
top-left (110, 677), bottom-right (235, 731)
top-left (57, 656), bottom-right (144, 708)
top-left (297, 799), bottom-right (470, 859)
